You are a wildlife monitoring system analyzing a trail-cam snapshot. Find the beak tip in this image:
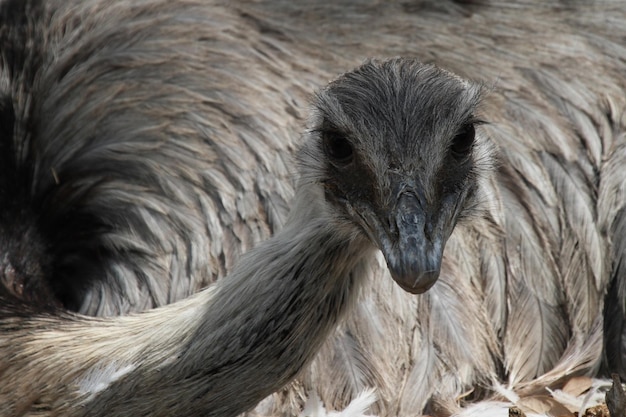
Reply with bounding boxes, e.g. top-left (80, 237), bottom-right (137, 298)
top-left (389, 268), bottom-right (440, 294)
top-left (376, 191), bottom-right (448, 295)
